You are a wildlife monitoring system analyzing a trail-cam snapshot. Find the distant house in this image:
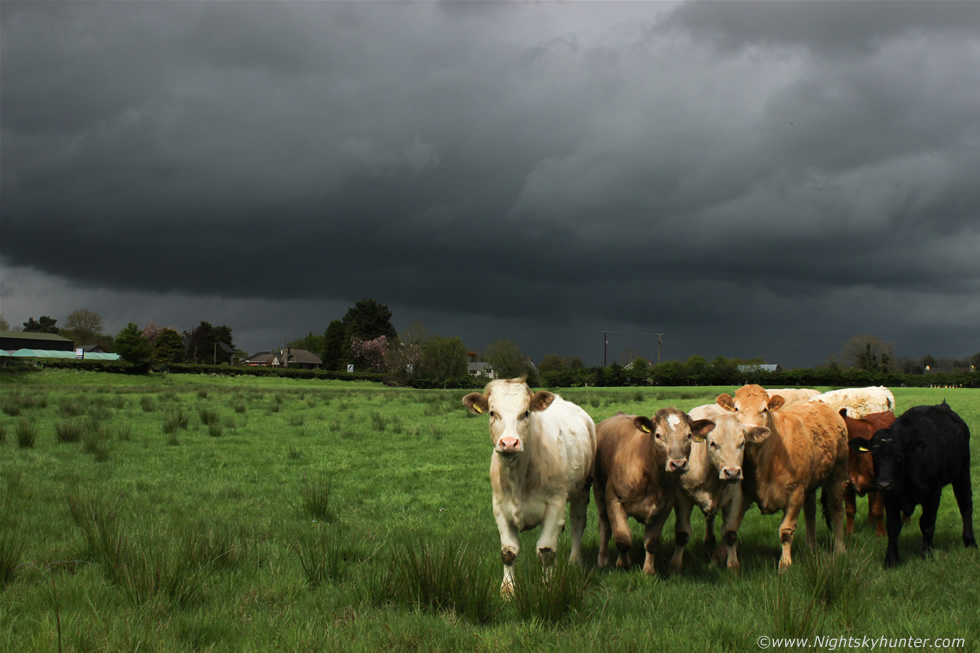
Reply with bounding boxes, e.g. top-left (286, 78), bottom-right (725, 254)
top-left (0, 330), bottom-right (74, 353)
top-left (243, 348), bottom-right (322, 370)
top-left (468, 361), bottom-right (495, 379)
top-left (737, 363), bottom-right (783, 374)
top-left (80, 344), bottom-right (109, 354)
